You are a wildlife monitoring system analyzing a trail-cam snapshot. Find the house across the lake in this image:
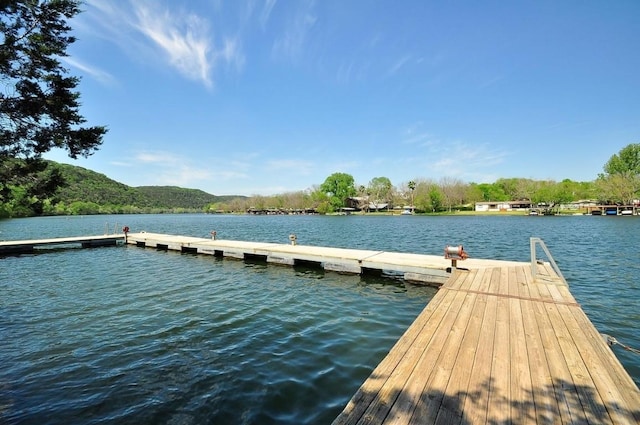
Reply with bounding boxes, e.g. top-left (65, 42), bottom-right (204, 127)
top-left (474, 201), bottom-right (532, 212)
